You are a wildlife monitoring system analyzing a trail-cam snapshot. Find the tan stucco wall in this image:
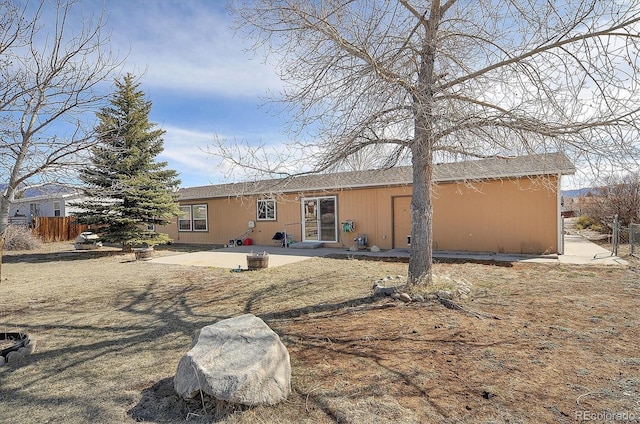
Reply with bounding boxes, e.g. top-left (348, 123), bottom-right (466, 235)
top-left (158, 175), bottom-right (560, 254)
top-left (159, 185), bottom-right (412, 248)
top-left (431, 177), bottom-right (559, 254)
